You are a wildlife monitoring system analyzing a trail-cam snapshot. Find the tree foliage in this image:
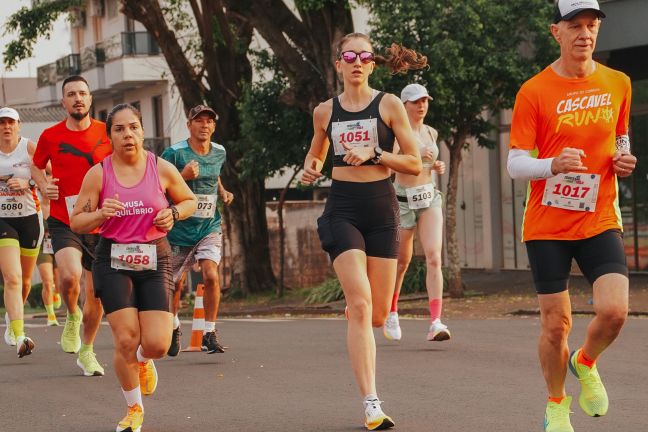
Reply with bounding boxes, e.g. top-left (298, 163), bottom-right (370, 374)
top-left (364, 0), bottom-right (558, 296)
top-left (3, 0), bottom-right (82, 70)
